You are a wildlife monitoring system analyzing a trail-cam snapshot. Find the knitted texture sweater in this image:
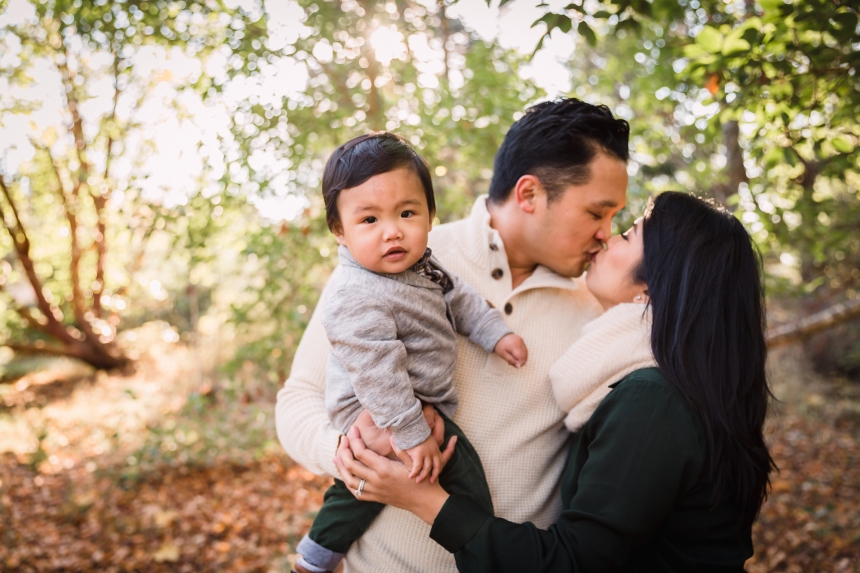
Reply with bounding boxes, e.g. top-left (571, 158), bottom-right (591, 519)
top-left (275, 197), bottom-right (603, 573)
top-left (549, 302), bottom-right (656, 432)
